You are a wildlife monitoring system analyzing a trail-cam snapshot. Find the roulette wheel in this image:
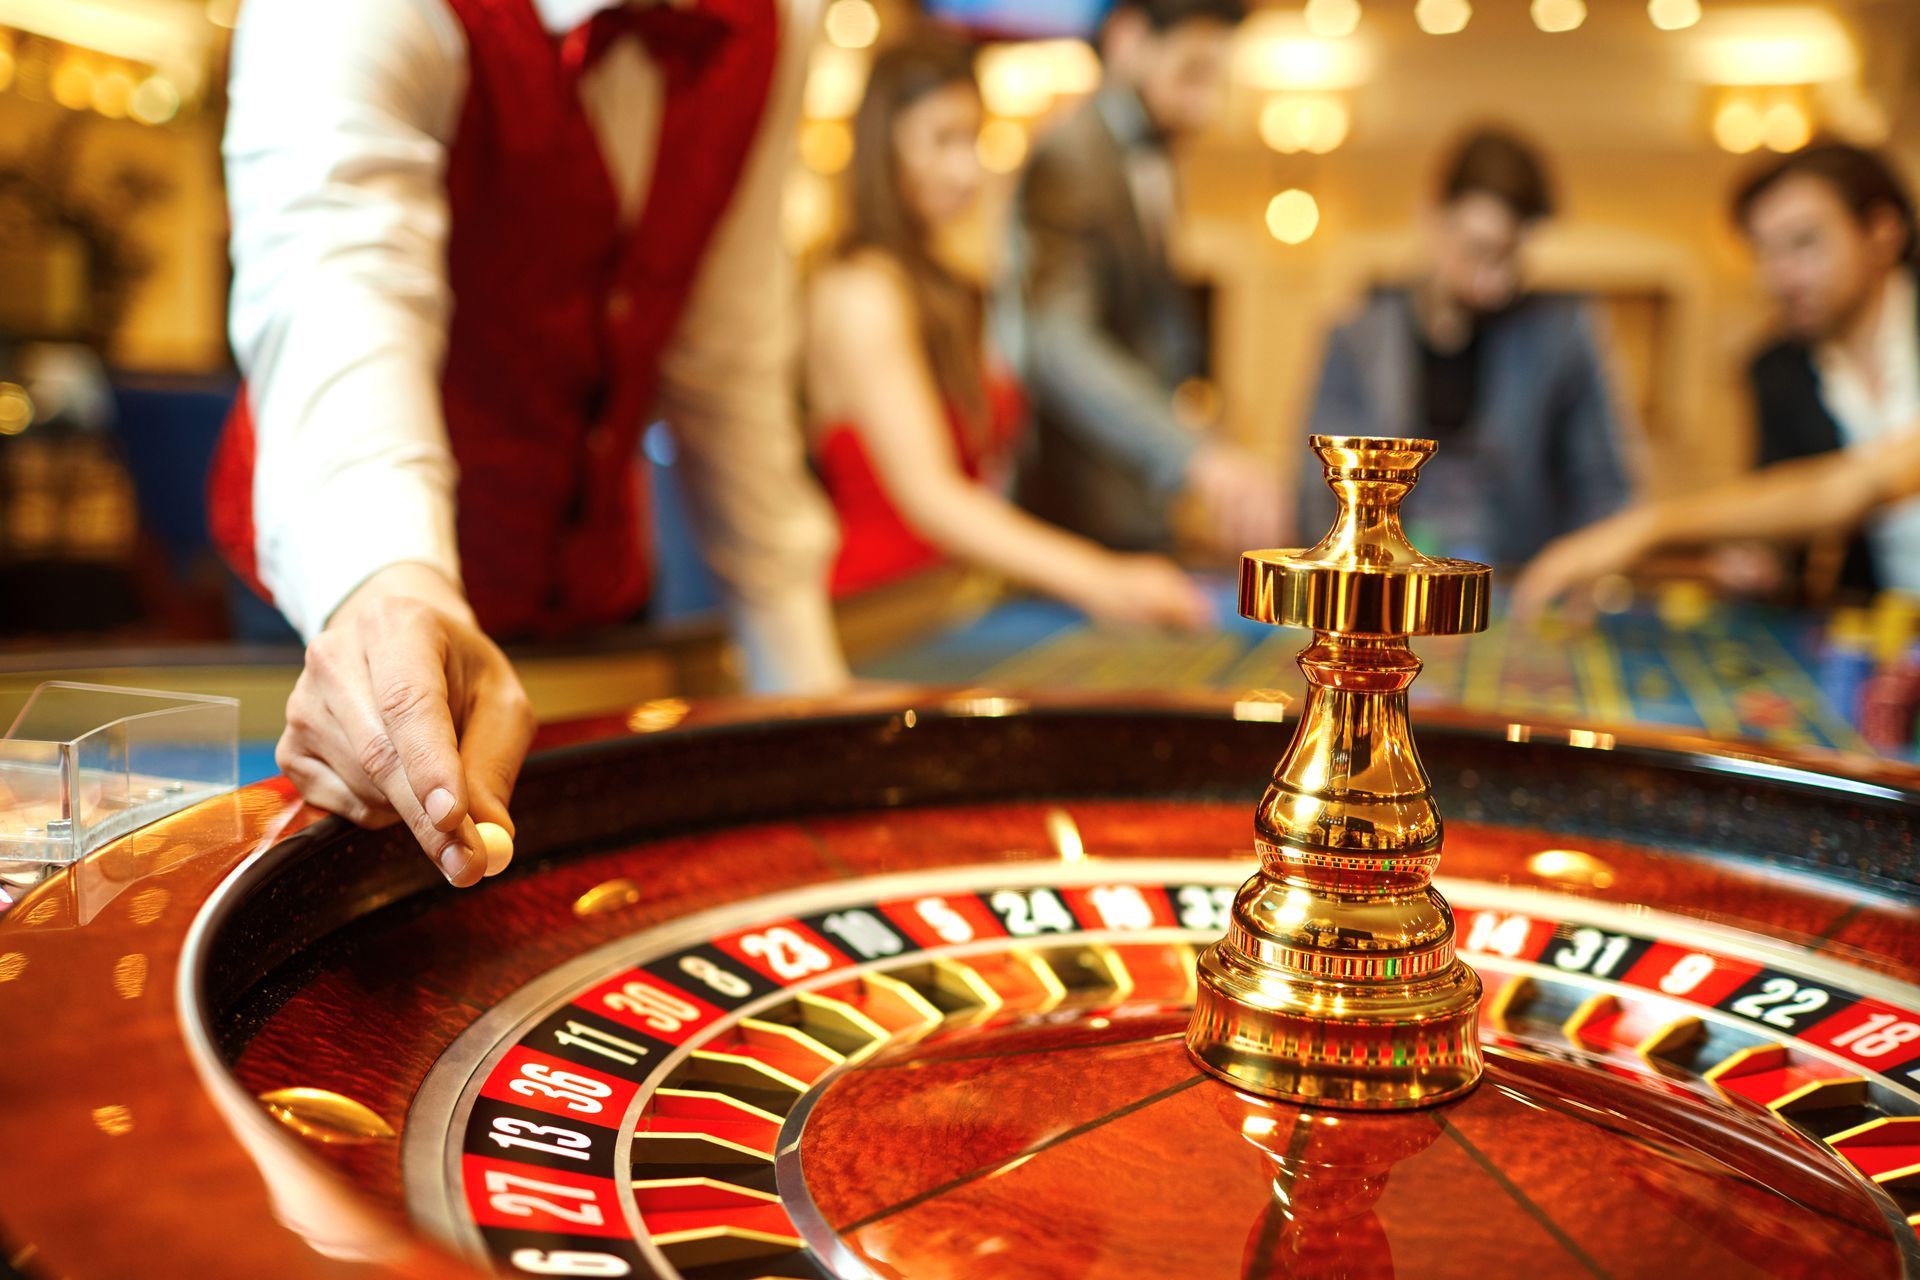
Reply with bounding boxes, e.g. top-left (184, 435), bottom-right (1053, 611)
top-left (2, 438), bottom-right (1918, 1279)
